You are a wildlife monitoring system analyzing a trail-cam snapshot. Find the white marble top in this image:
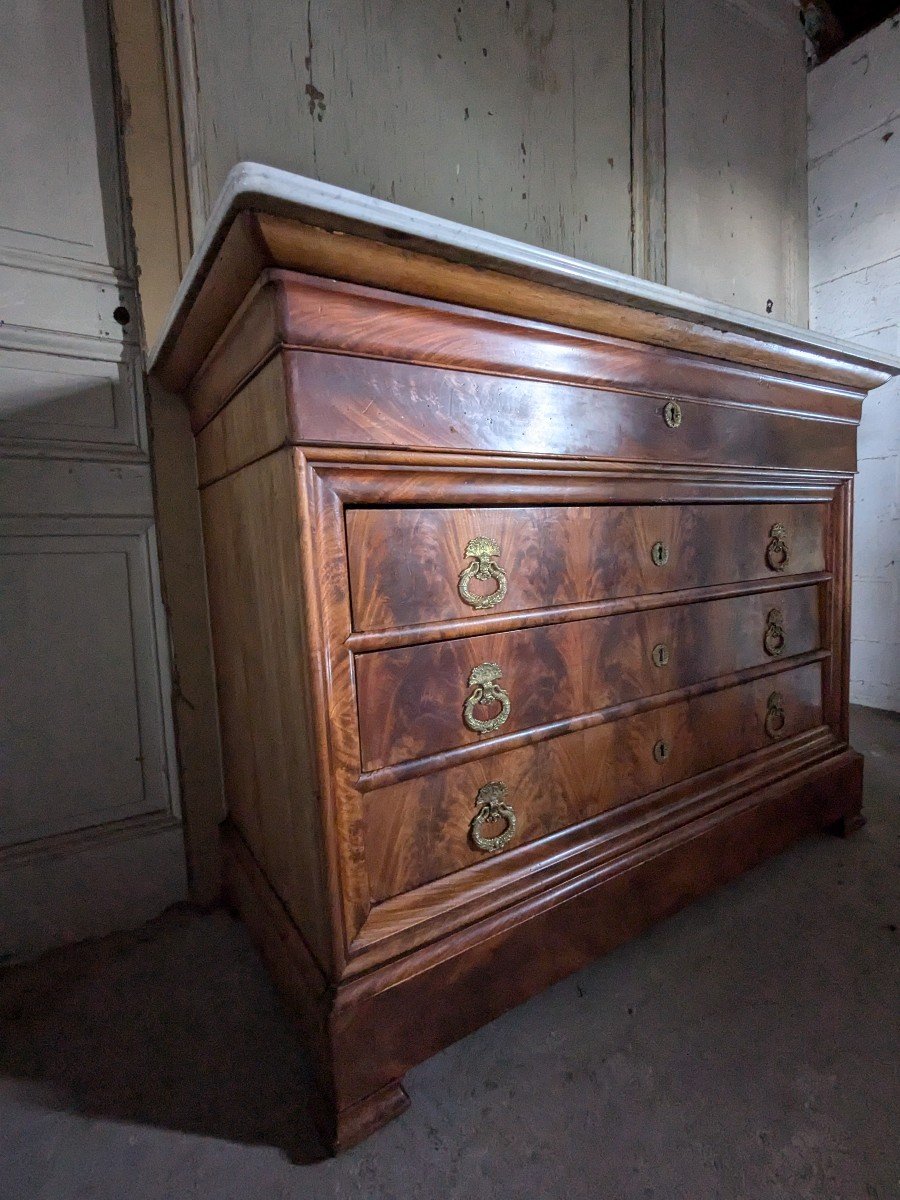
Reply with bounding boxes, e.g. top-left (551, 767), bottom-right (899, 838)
top-left (150, 161), bottom-right (900, 378)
